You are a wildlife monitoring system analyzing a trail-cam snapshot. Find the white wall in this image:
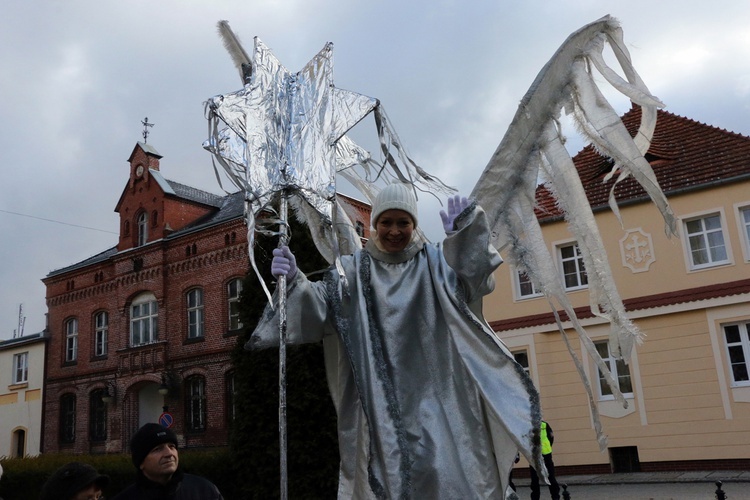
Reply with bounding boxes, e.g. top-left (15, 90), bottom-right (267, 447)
top-left (0, 335), bottom-right (45, 457)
